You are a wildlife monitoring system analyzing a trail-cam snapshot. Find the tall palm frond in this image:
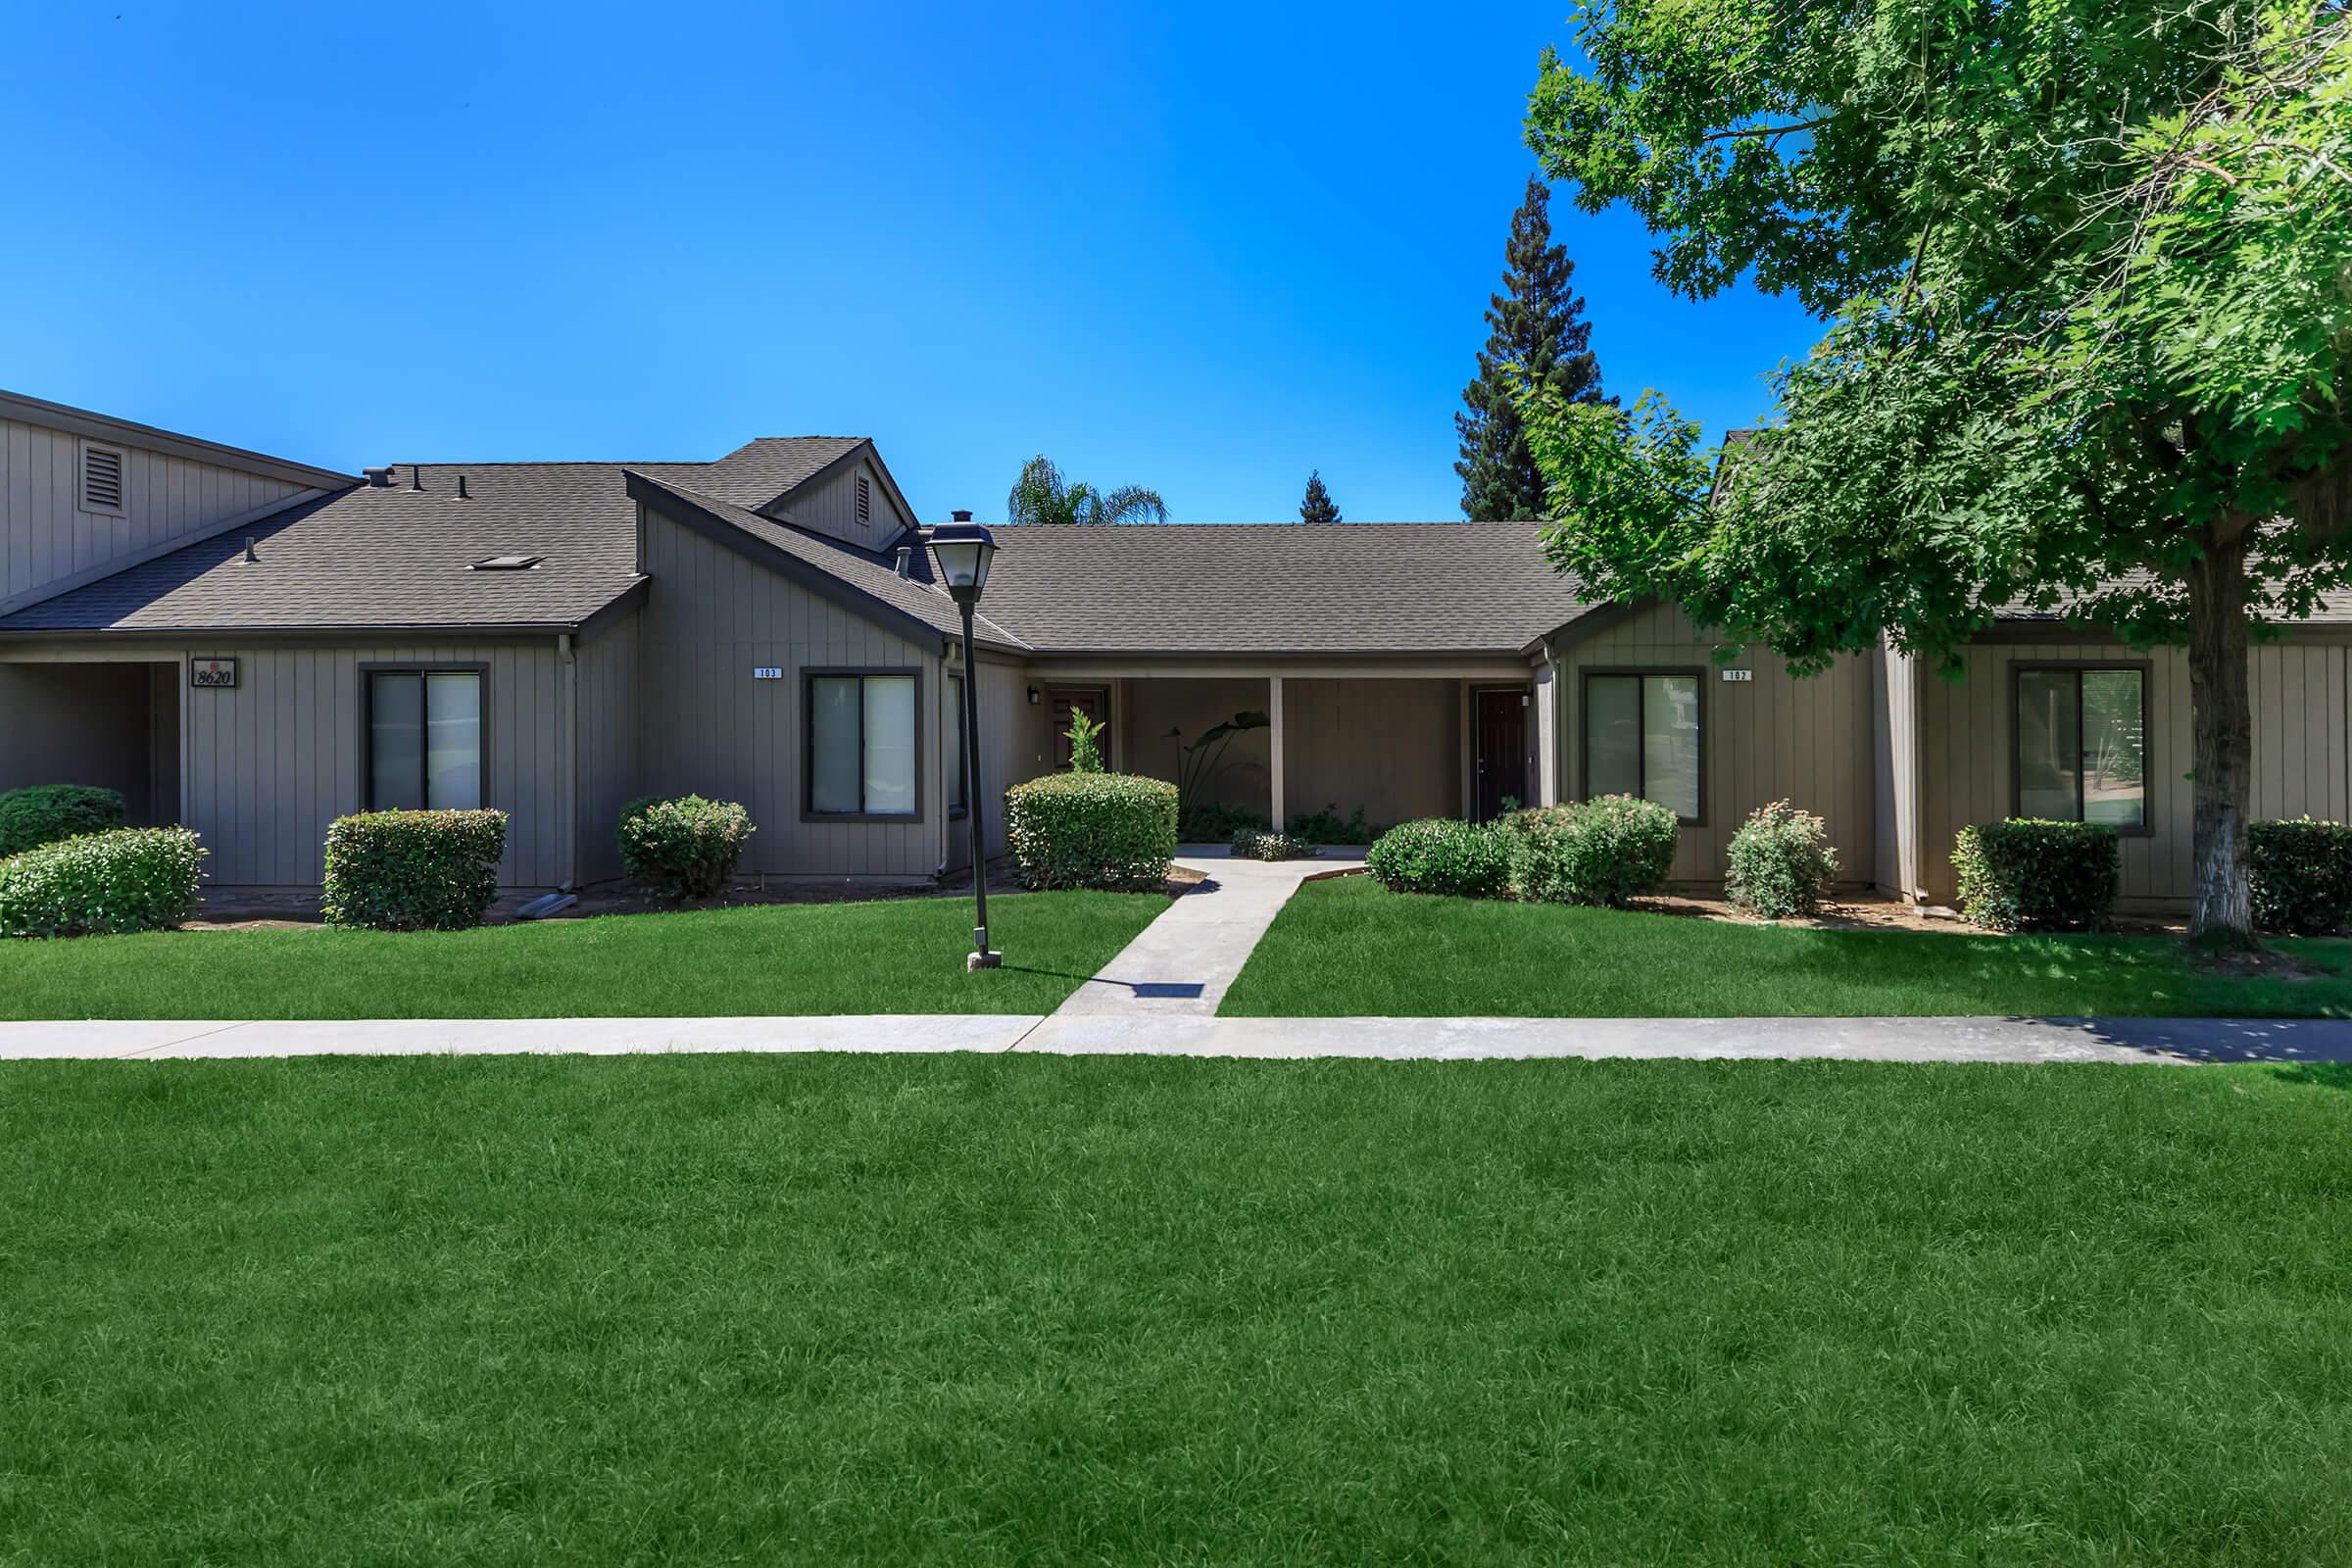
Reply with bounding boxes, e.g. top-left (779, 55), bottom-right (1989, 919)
top-left (1005, 455), bottom-right (1168, 524)
top-left (1081, 484), bottom-right (1168, 526)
